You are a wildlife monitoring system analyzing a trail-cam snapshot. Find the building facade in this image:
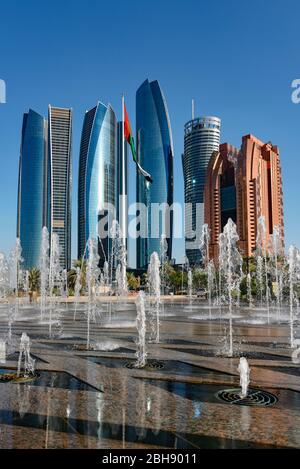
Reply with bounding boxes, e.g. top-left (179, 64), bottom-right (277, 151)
top-left (204, 143), bottom-right (240, 260)
top-left (204, 134), bottom-right (285, 260)
top-left (136, 79), bottom-right (174, 269)
top-left (47, 106), bottom-right (72, 270)
top-left (182, 116), bottom-right (221, 265)
top-left (17, 109), bottom-right (47, 269)
top-left (78, 102), bottom-right (117, 265)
